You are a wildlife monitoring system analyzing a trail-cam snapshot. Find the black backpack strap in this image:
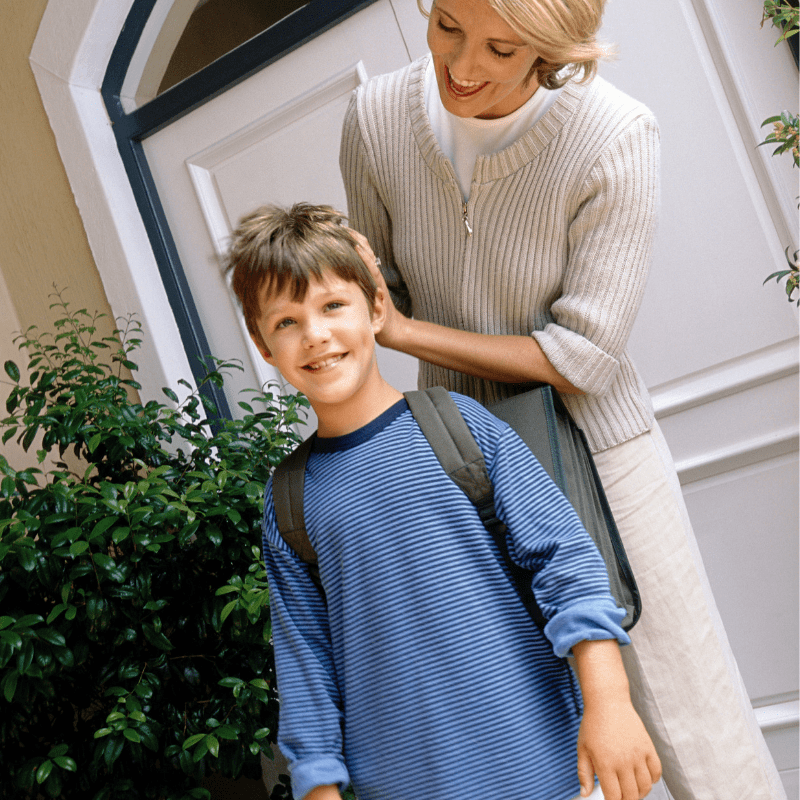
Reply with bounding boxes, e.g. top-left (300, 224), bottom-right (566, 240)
top-left (271, 434), bottom-right (321, 586)
top-left (404, 388), bottom-right (547, 629)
